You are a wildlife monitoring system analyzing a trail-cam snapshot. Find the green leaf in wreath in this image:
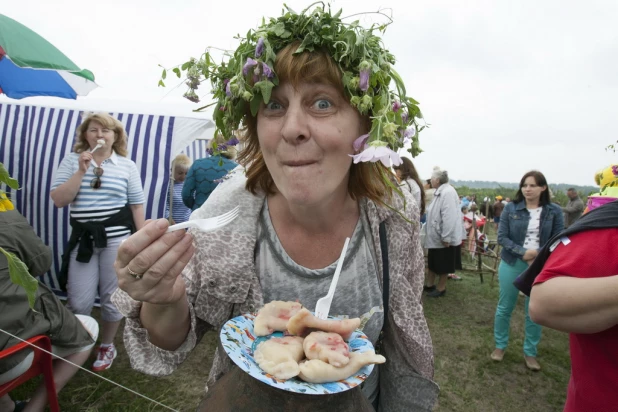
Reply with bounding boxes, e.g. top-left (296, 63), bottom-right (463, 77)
top-left (0, 163), bottom-right (19, 190)
top-left (1, 247), bottom-right (38, 309)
